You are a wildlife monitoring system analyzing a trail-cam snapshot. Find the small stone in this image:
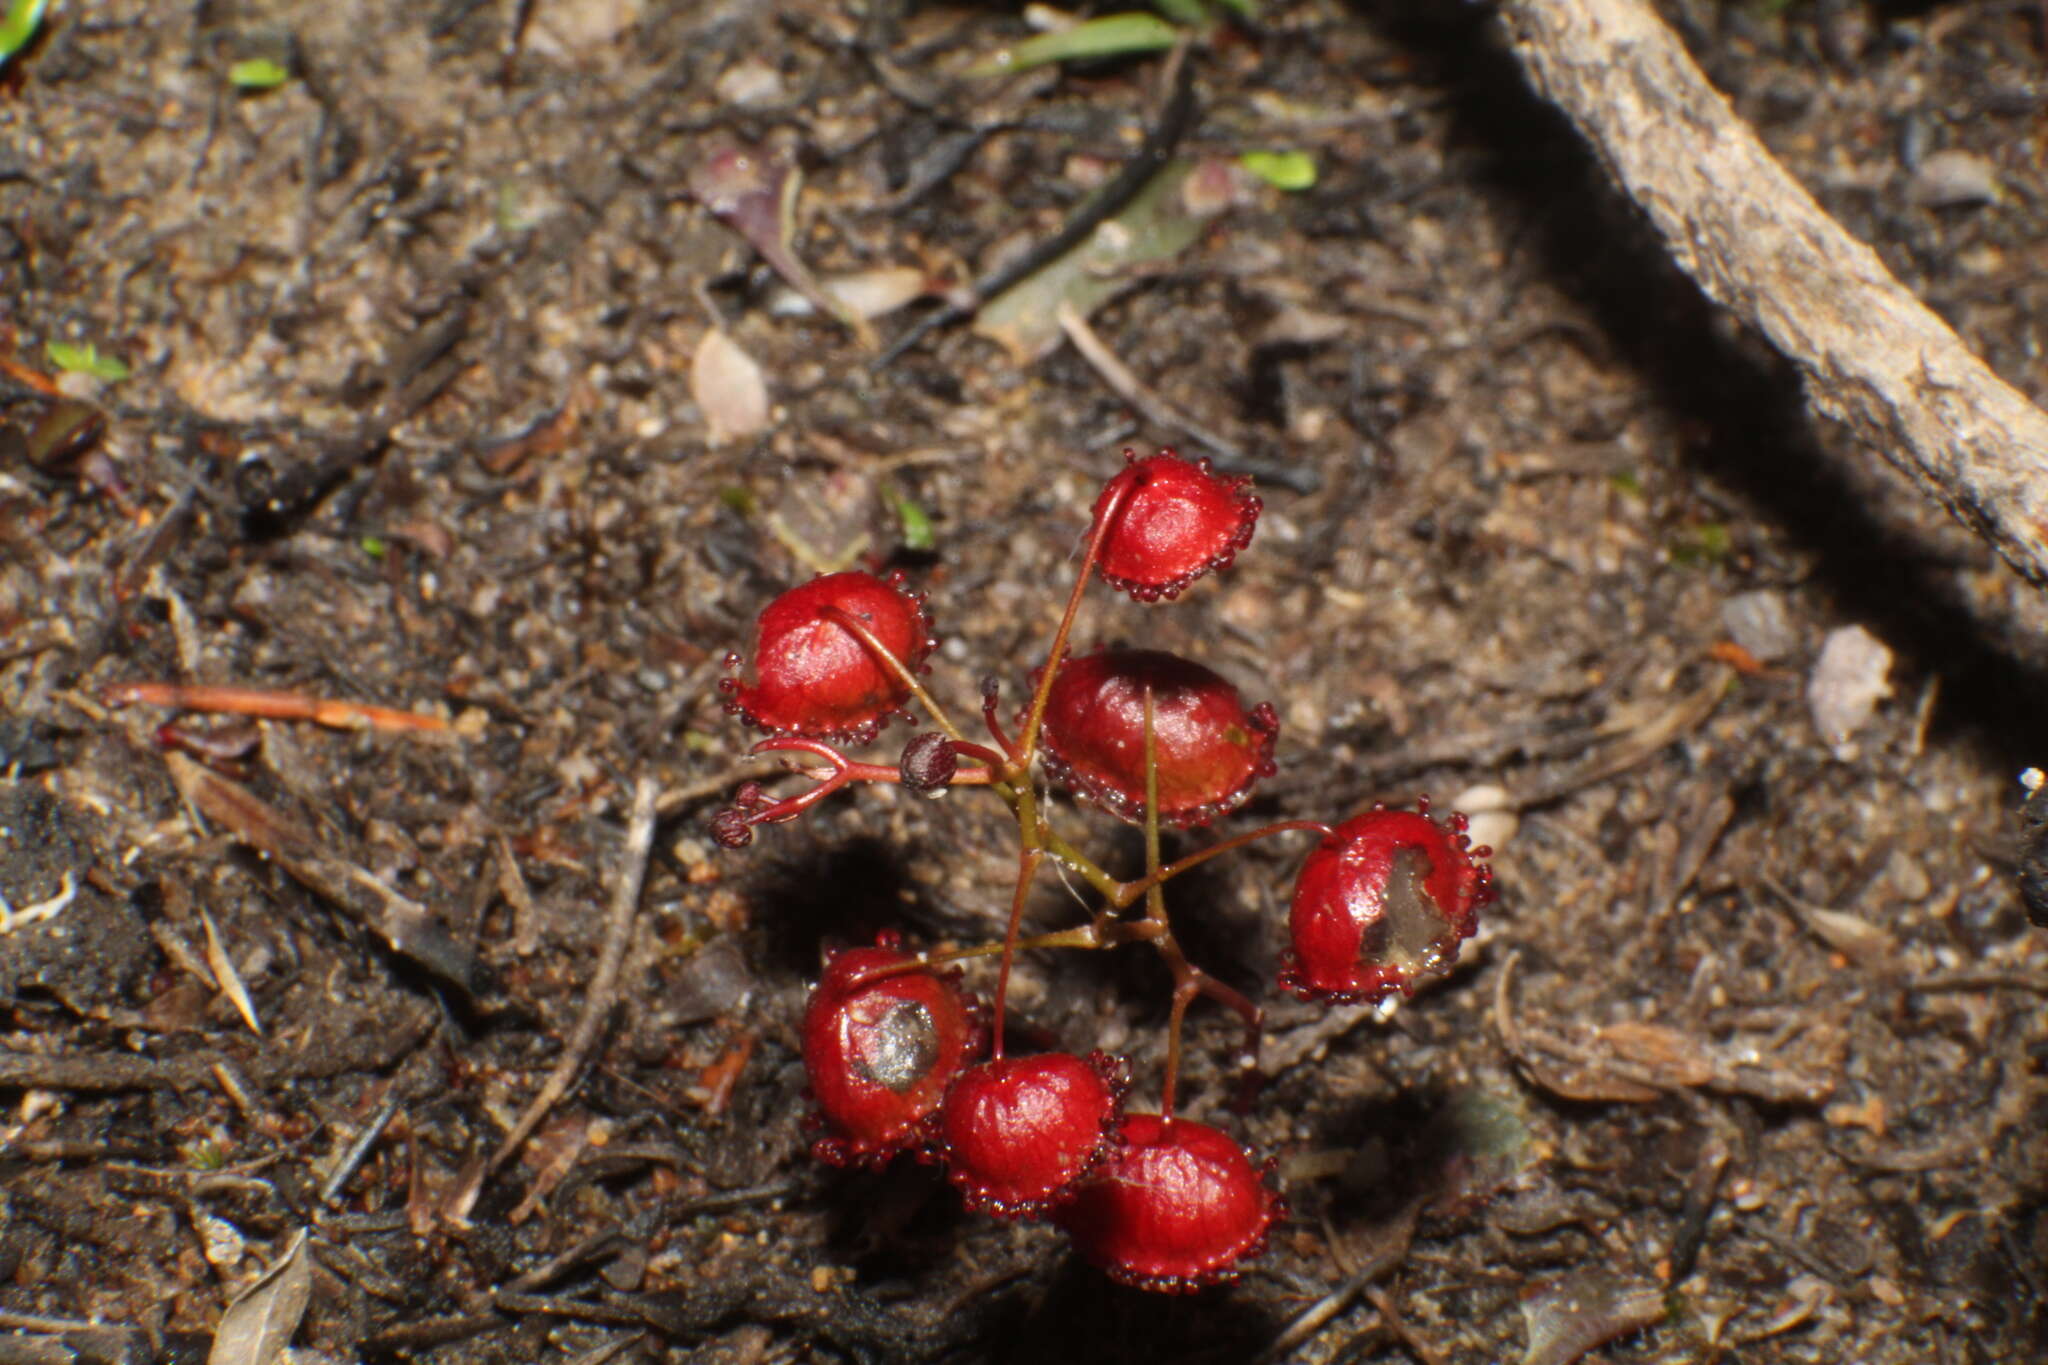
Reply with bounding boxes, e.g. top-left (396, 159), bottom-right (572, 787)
top-left (1720, 590), bottom-right (1798, 663)
top-left (715, 56), bottom-right (786, 108)
top-left (1911, 150), bottom-right (2001, 209)
top-left (1449, 781), bottom-right (1517, 853)
top-left (1886, 849), bottom-right (1931, 903)
top-left (1807, 625), bottom-right (1892, 747)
